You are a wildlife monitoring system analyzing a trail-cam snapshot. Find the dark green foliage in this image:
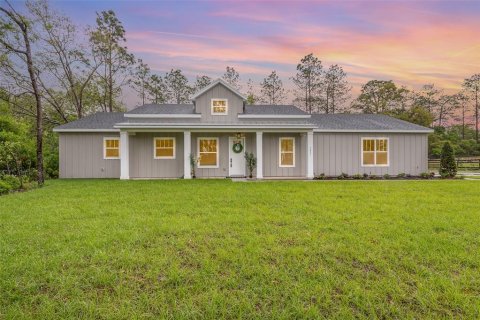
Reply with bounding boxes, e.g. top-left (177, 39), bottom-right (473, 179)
top-left (420, 172), bottom-right (431, 179)
top-left (352, 174), bottom-right (362, 179)
top-left (315, 173), bottom-right (326, 180)
top-left (439, 142), bottom-right (457, 178)
top-left (397, 173), bottom-right (406, 178)
top-left (244, 152), bottom-right (257, 178)
top-left (383, 174), bottom-right (391, 179)
top-left (337, 172), bottom-right (349, 179)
